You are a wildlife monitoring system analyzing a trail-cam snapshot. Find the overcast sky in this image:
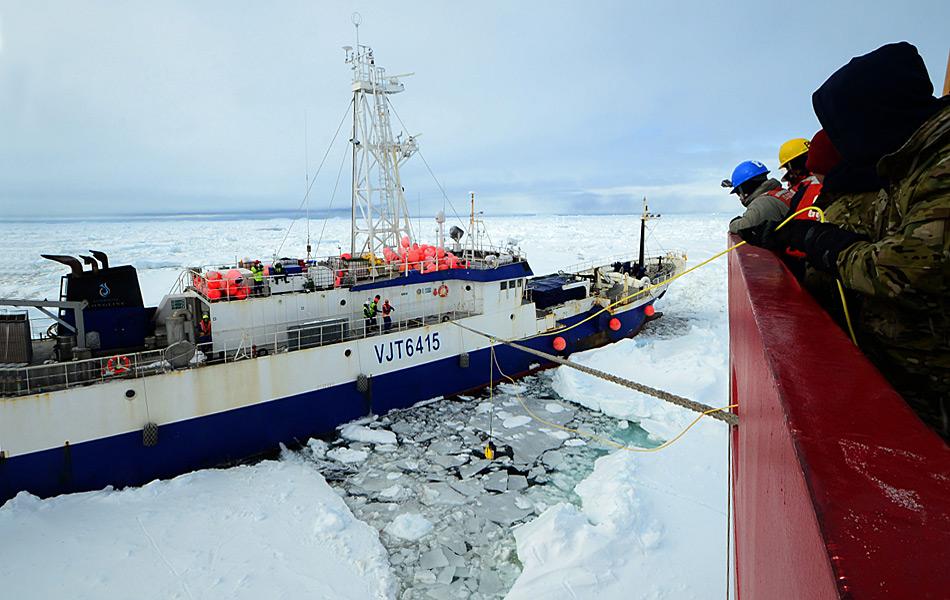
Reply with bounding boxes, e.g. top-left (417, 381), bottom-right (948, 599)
top-left (1, 1), bottom-right (947, 218)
